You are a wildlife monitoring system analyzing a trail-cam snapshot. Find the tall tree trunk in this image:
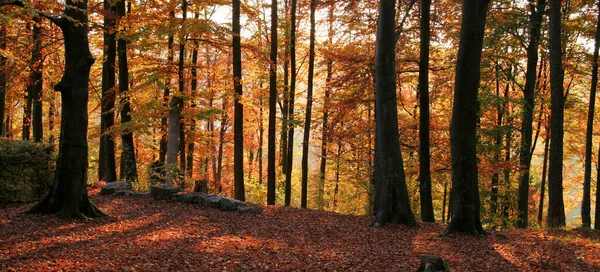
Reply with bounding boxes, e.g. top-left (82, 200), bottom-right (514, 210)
top-left (233, 0), bottom-right (245, 201)
top-left (372, 0), bottom-right (417, 228)
top-left (31, 16), bottom-right (43, 142)
top-left (491, 73), bottom-right (508, 215)
top-left (444, 0), bottom-right (490, 235)
top-left (216, 96), bottom-right (227, 189)
top-left (537, 122), bottom-right (549, 225)
top-left (595, 140), bottom-right (600, 230)
top-left (118, 0), bottom-right (137, 184)
top-left (300, 0), bottom-right (316, 209)
top-left (284, 0), bottom-right (297, 207)
top-left (259, 89), bottom-right (264, 185)
top-left (318, 3), bottom-right (334, 210)
top-left (27, 0), bottom-right (105, 218)
top-left (176, 0), bottom-right (187, 180)
top-left (332, 141), bottom-right (341, 212)
top-left (418, 0), bottom-right (434, 222)
top-left (160, 8), bottom-right (176, 163)
top-left (546, 0), bottom-right (566, 229)
top-left (517, 0), bottom-right (546, 229)
top-left (281, 0), bottom-right (289, 176)
top-left (186, 13), bottom-right (199, 178)
top-left (99, 0), bottom-right (117, 183)
top-left (0, 24), bottom-right (6, 137)
top-left (22, 23), bottom-right (33, 141)
top-left (582, 0), bottom-right (600, 229)
top-left (267, 0), bottom-right (278, 205)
